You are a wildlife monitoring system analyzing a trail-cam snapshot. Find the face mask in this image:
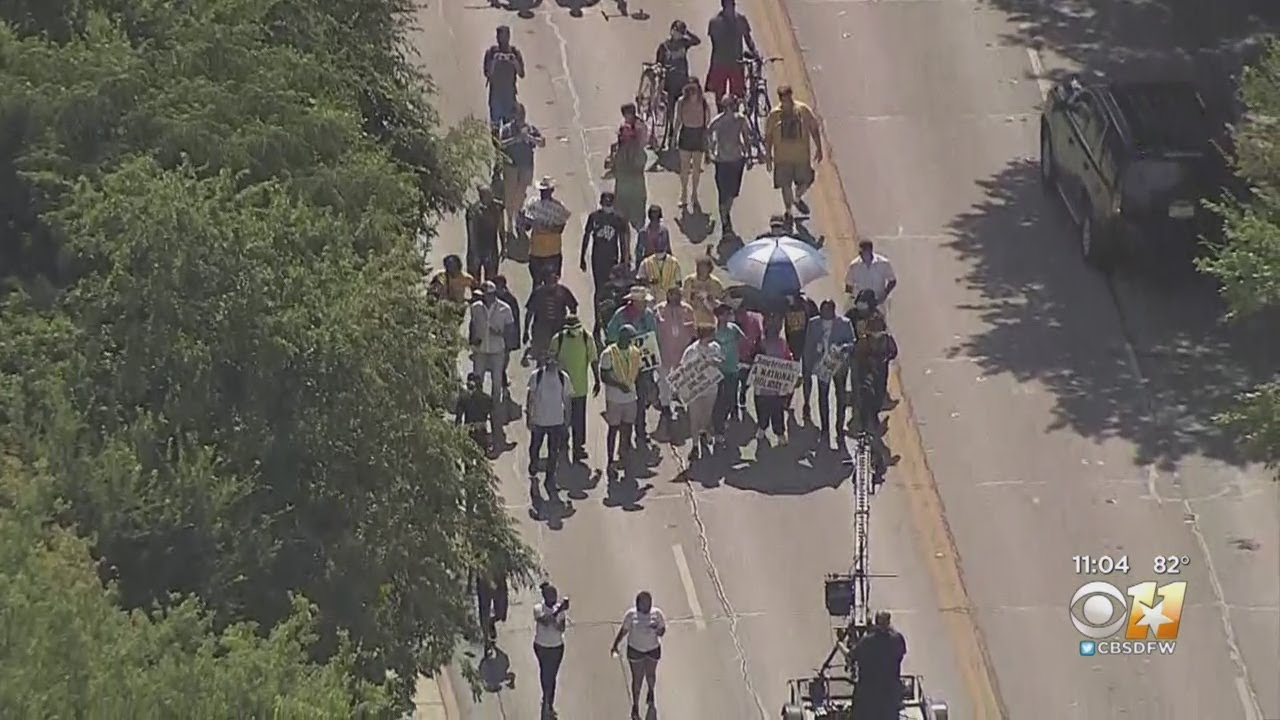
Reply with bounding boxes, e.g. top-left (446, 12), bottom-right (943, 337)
top-left (856, 302), bottom-right (868, 311)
